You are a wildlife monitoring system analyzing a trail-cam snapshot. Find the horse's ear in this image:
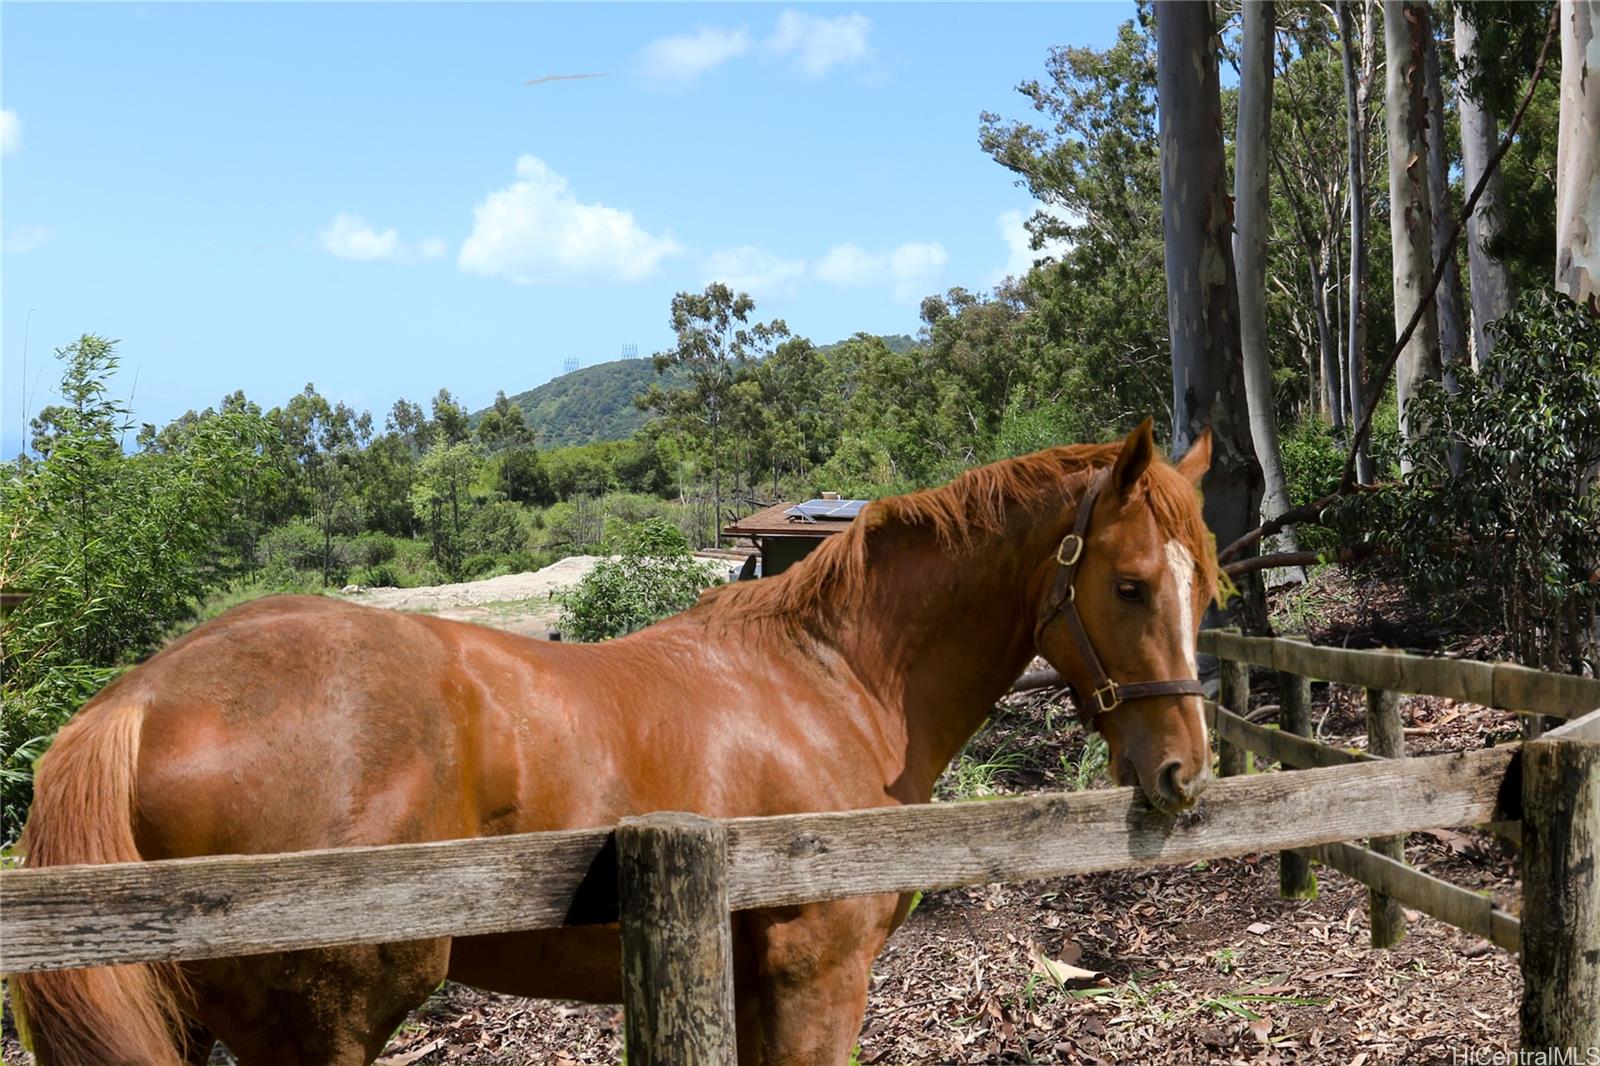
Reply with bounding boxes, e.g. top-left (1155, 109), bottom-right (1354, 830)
top-left (1176, 427), bottom-right (1213, 486)
top-left (1112, 417), bottom-right (1156, 496)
